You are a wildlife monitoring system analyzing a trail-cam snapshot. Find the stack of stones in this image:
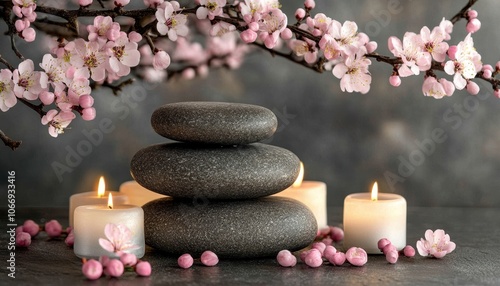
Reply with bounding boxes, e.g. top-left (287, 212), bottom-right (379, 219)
top-left (131, 102), bottom-right (317, 258)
